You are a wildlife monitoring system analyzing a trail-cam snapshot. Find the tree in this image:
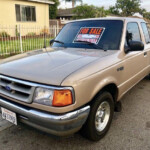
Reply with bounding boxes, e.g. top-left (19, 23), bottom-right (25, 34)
top-left (49, 0), bottom-right (60, 19)
top-left (64, 0), bottom-right (82, 8)
top-left (139, 8), bottom-right (150, 20)
top-left (116, 0), bottom-right (141, 16)
top-left (143, 12), bottom-right (150, 20)
top-left (139, 8), bottom-right (147, 16)
top-left (73, 5), bottom-right (109, 19)
top-left (73, 5), bottom-right (96, 19)
top-left (108, 6), bottom-right (120, 16)
top-left (95, 7), bottom-right (108, 17)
